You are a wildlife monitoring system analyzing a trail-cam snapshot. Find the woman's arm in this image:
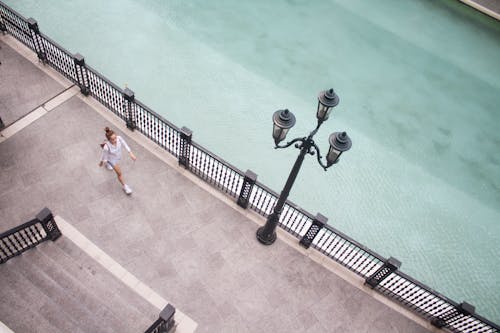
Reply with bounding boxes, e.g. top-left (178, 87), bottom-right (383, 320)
top-left (119, 136), bottom-right (136, 161)
top-left (99, 144), bottom-right (109, 166)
